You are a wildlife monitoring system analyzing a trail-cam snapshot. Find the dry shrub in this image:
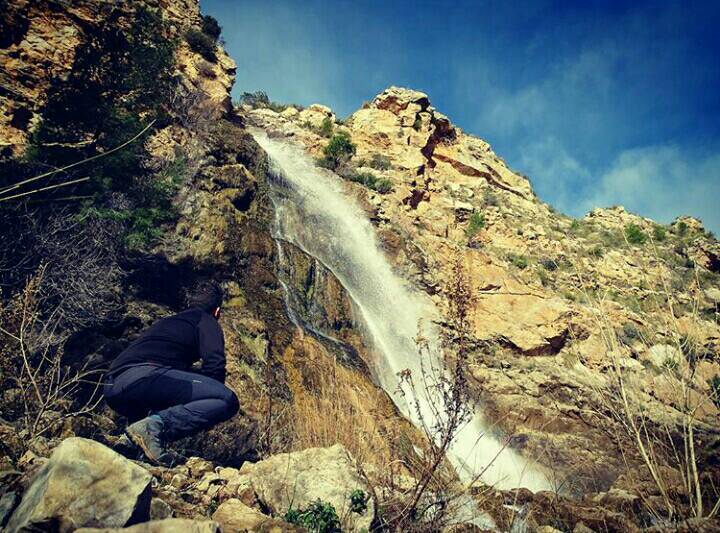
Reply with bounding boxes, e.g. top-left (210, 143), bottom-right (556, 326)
top-left (370, 254), bottom-right (497, 532)
top-left (31, 212), bottom-right (124, 332)
top-left (282, 335), bottom-right (403, 471)
top-left (0, 267), bottom-right (104, 449)
top-left (575, 234), bottom-right (720, 524)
